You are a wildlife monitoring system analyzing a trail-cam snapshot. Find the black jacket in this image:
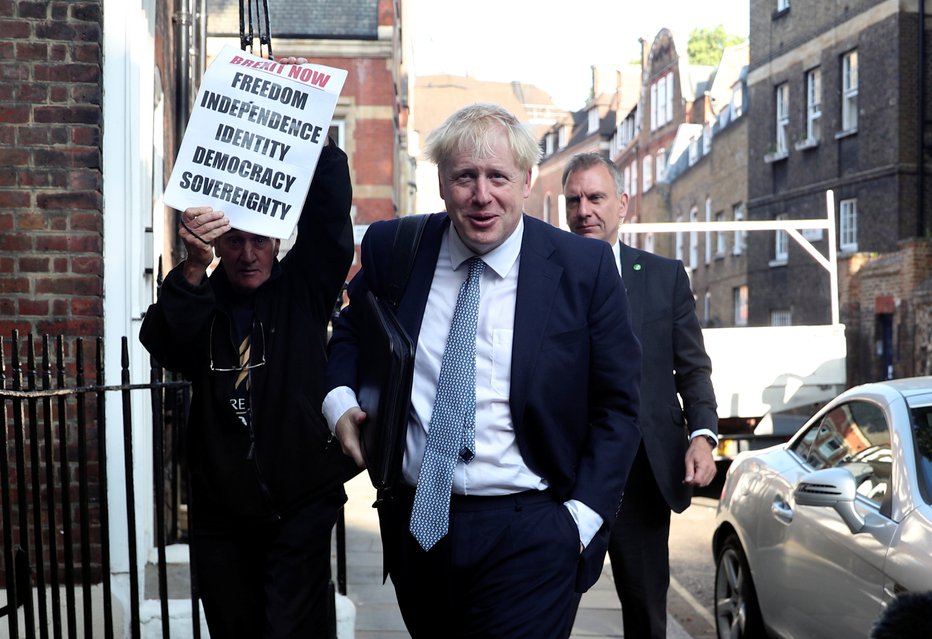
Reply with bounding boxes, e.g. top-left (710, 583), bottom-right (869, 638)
top-left (140, 143), bottom-right (358, 523)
